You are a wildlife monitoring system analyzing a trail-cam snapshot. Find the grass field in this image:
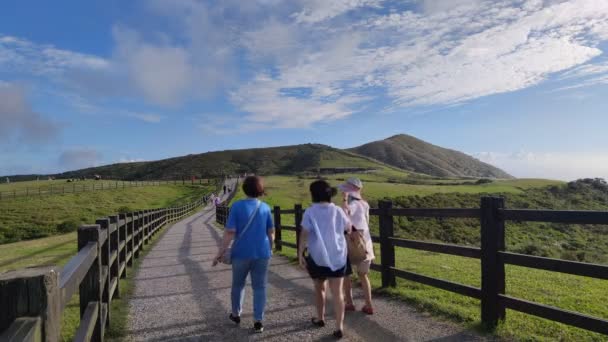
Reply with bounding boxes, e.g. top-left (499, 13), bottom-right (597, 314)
top-left (0, 183), bottom-right (213, 243)
top-left (229, 174), bottom-right (607, 341)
